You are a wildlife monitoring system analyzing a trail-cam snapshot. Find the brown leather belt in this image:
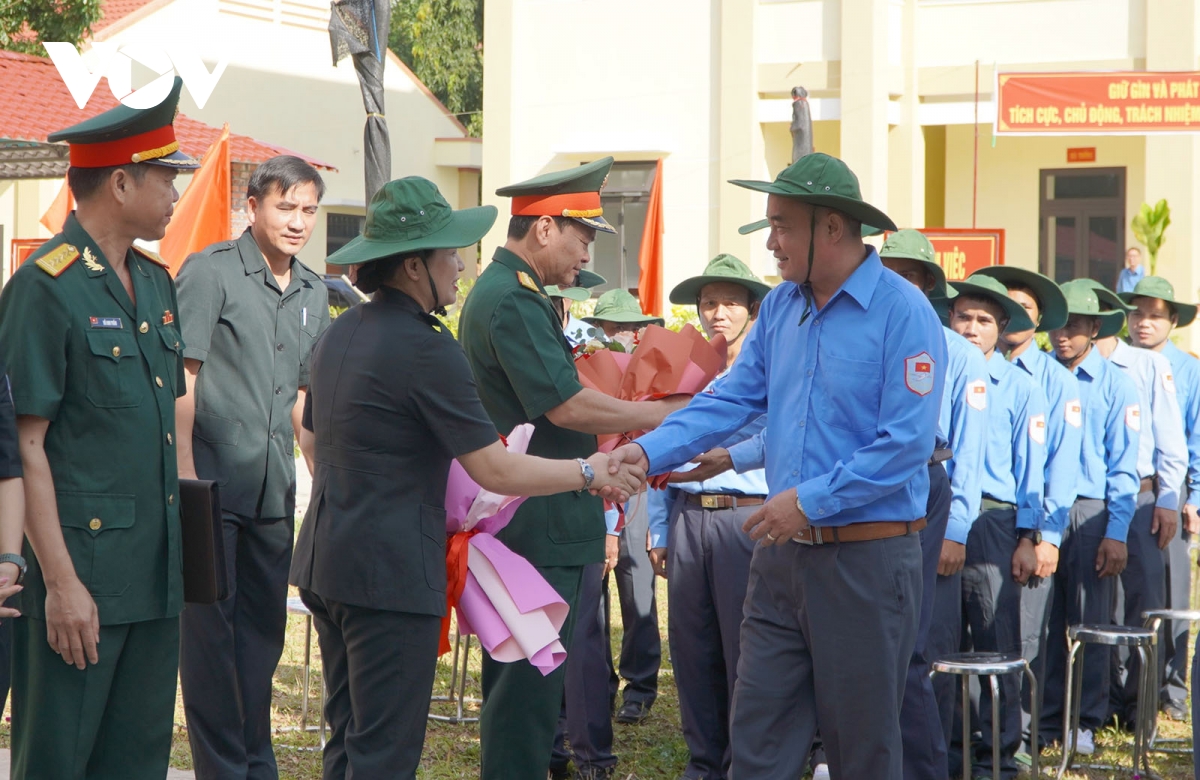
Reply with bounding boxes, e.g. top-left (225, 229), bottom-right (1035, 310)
top-left (1140, 475), bottom-right (1159, 495)
top-left (685, 493), bottom-right (766, 510)
top-left (791, 518), bottom-right (927, 546)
